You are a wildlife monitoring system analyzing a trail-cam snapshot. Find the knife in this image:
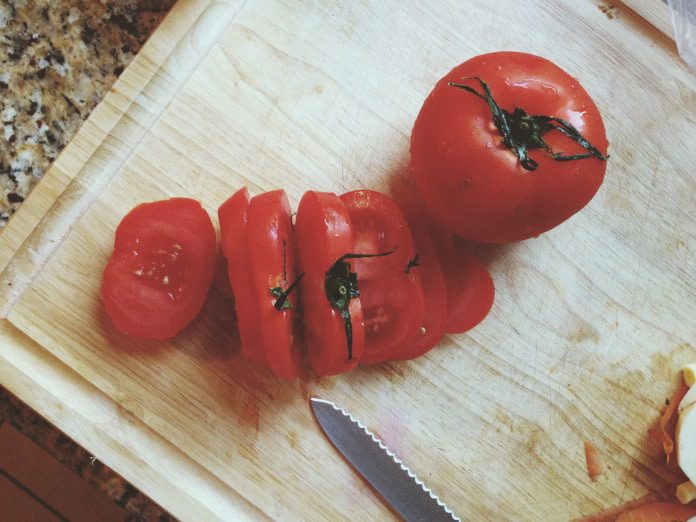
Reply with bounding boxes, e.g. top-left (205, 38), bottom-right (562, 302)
top-left (310, 397), bottom-right (460, 521)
